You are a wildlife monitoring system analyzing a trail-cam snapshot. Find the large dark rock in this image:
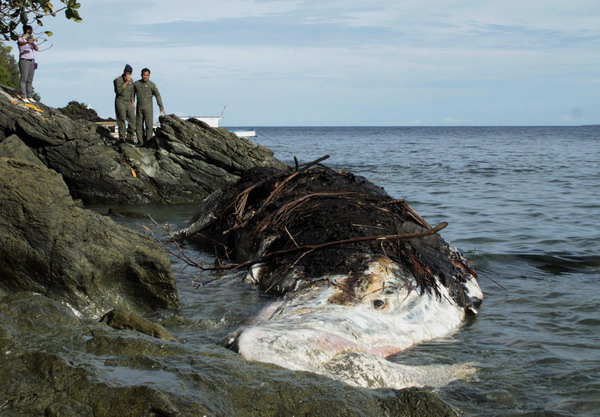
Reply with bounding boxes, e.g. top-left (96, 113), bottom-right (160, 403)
top-left (0, 85), bottom-right (287, 205)
top-left (0, 157), bottom-right (178, 315)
